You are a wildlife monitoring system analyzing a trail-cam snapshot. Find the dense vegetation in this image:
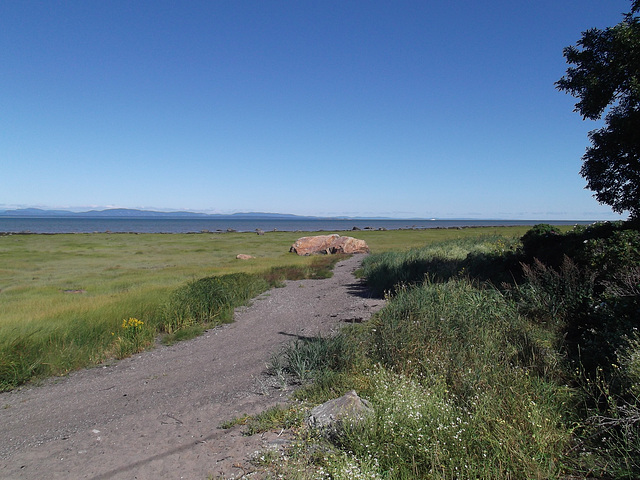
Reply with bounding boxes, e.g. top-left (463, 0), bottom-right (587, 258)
top-left (1, 228), bottom-right (527, 391)
top-left (256, 222), bottom-right (640, 479)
